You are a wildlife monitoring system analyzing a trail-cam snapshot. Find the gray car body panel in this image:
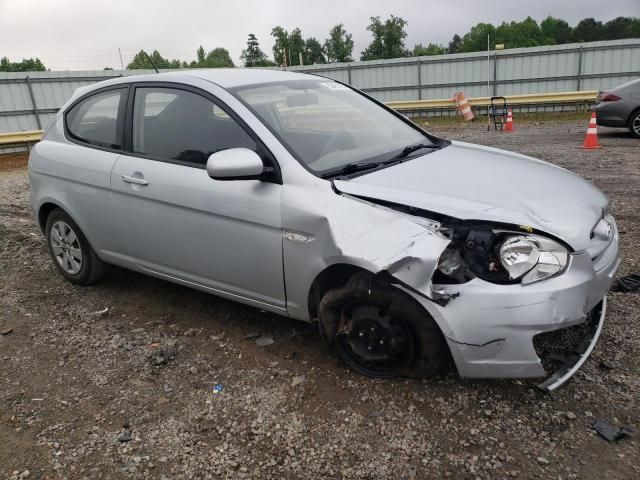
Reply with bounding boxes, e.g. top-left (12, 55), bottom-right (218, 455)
top-left (593, 77), bottom-right (640, 128)
top-left (29, 69), bottom-right (620, 384)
